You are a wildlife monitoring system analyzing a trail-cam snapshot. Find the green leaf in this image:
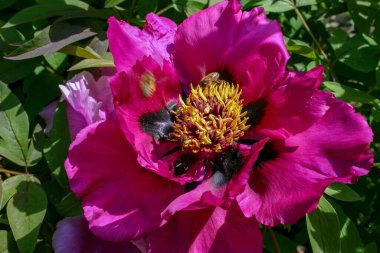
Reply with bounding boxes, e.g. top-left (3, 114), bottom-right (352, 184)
top-left (0, 82), bottom-right (29, 167)
top-left (7, 175), bottom-right (47, 253)
top-left (59, 44), bottom-right (102, 59)
top-left (340, 44), bottom-right (380, 72)
top-left (55, 192), bottom-right (83, 217)
top-left (0, 230), bottom-right (18, 253)
top-left (138, 0), bottom-right (158, 17)
top-left (174, 0), bottom-right (208, 16)
top-left (68, 58), bottom-right (115, 71)
top-left (323, 81), bottom-right (377, 104)
top-left (328, 198), bottom-right (365, 253)
top-left (325, 183), bottom-right (362, 202)
top-left (1, 175), bottom-right (31, 210)
top-left (44, 52), bottom-right (68, 73)
top-left (0, 0), bottom-right (16, 10)
top-left (4, 23), bottom-right (96, 60)
top-left (2, 0), bottom-right (99, 28)
top-left (43, 103), bottom-right (70, 189)
top-left (345, 0), bottom-right (378, 34)
top-left (286, 39), bottom-right (316, 59)
top-left (306, 196), bottom-right (341, 253)
top-left (365, 242), bottom-right (377, 253)
top-left (104, 0), bottom-right (126, 8)
top-left (0, 59), bottom-right (40, 83)
top-left (26, 124), bottom-right (44, 167)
